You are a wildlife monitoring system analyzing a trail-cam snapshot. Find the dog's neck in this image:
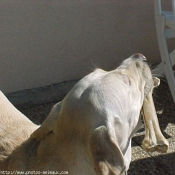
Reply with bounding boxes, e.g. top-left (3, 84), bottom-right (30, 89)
top-left (116, 68), bottom-right (146, 101)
